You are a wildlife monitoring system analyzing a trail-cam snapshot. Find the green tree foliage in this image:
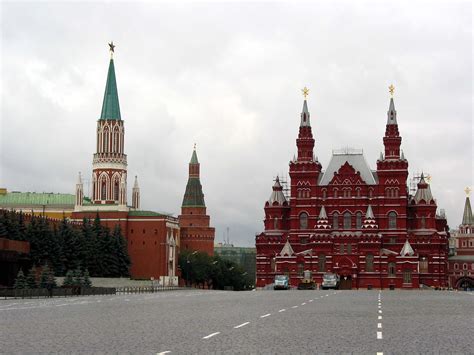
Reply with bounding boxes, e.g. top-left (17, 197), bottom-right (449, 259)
top-left (83, 269), bottom-right (92, 287)
top-left (13, 269), bottom-right (27, 289)
top-left (63, 270), bottom-right (74, 287)
top-left (179, 251), bottom-right (251, 291)
top-left (73, 267), bottom-right (83, 286)
top-left (26, 266), bottom-right (38, 288)
top-left (39, 263), bottom-right (57, 289)
top-left (0, 211), bottom-right (131, 278)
